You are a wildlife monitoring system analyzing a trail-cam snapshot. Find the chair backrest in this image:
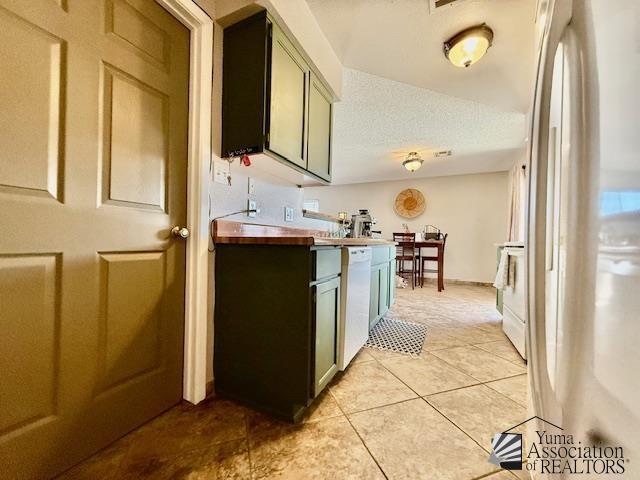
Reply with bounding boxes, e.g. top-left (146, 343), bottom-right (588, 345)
top-left (441, 233), bottom-right (448, 247)
top-left (393, 232), bottom-right (416, 259)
